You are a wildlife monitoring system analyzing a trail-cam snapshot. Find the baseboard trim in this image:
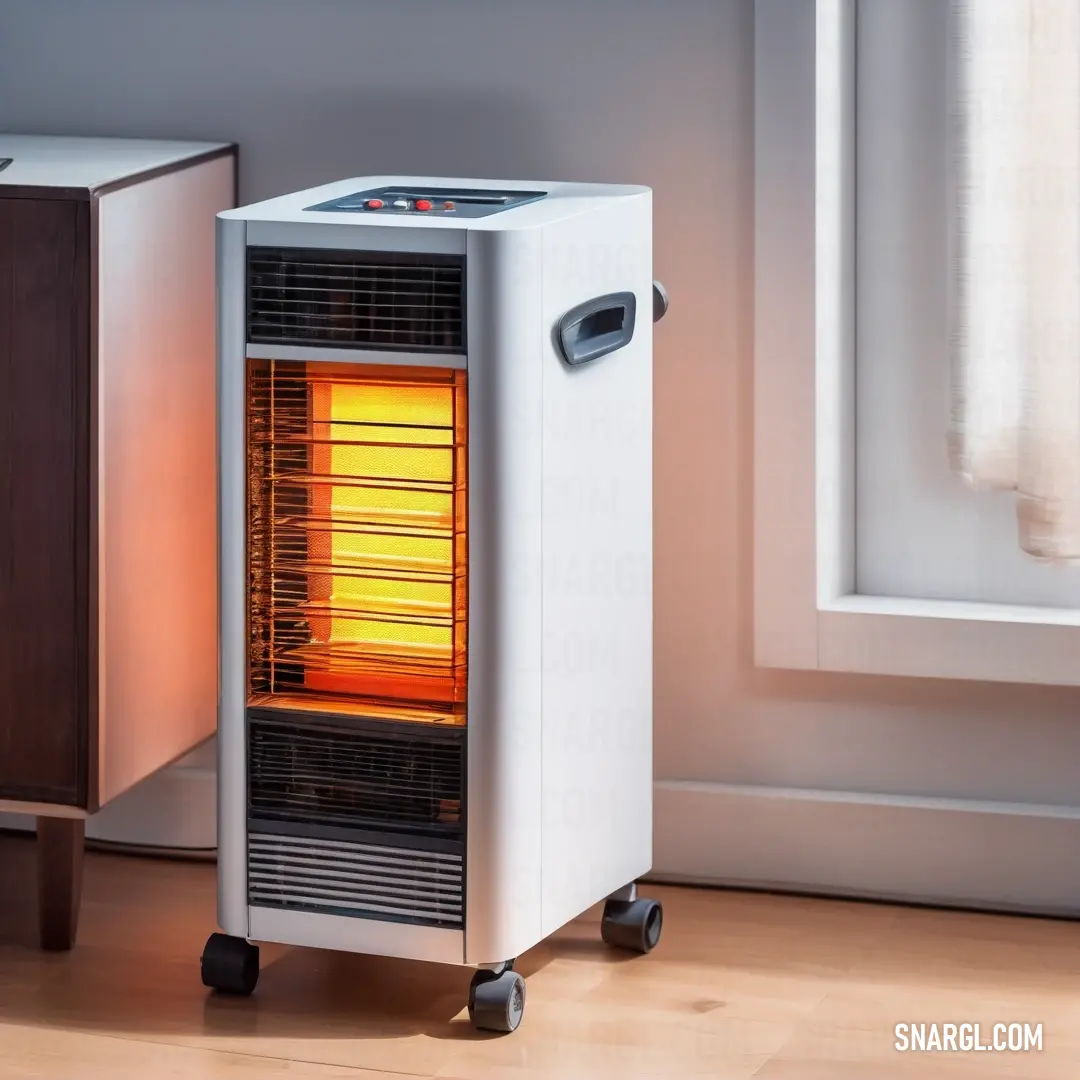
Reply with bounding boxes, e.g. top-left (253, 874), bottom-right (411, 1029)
top-left (0, 764), bottom-right (217, 852)
top-left (653, 780), bottom-right (1080, 917)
